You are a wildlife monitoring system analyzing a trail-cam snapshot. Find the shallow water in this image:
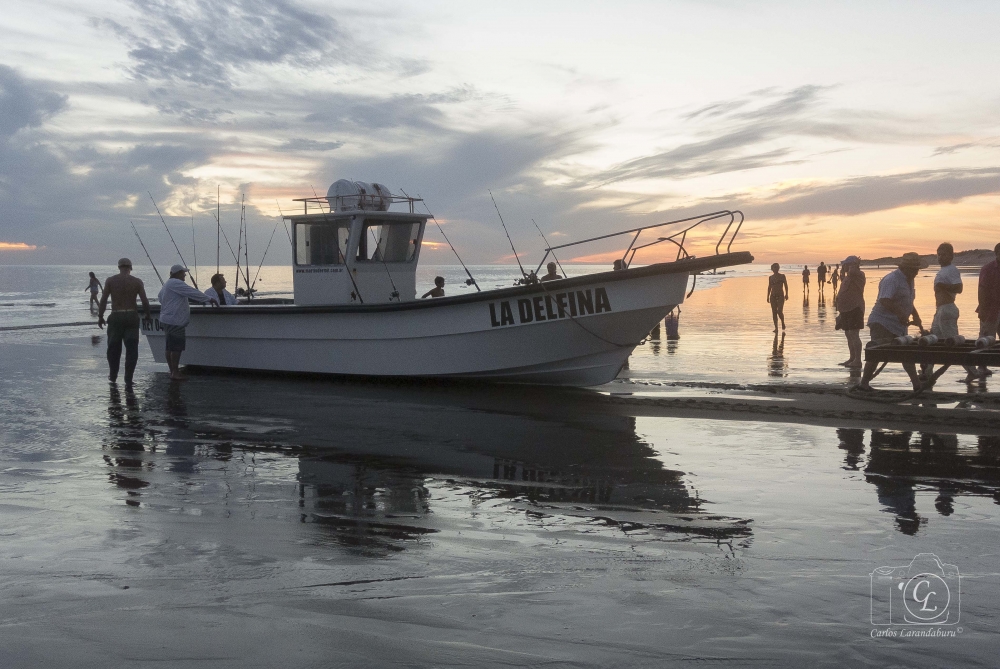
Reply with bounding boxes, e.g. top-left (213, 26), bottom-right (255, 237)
top-left (0, 329), bottom-right (998, 666)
